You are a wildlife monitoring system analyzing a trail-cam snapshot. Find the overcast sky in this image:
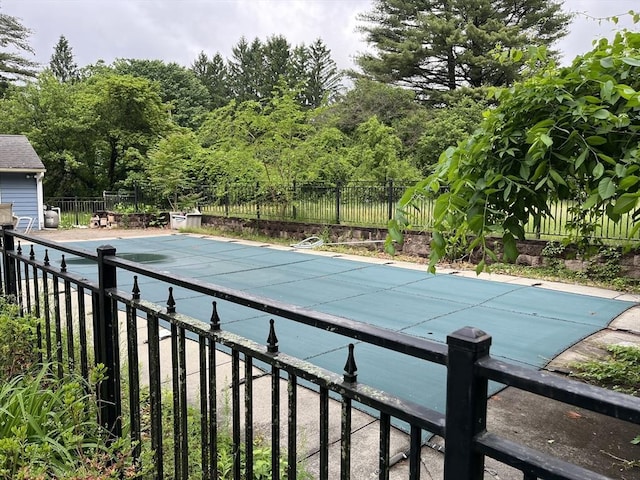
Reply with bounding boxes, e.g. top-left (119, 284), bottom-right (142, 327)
top-left (2, 0), bottom-right (639, 74)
